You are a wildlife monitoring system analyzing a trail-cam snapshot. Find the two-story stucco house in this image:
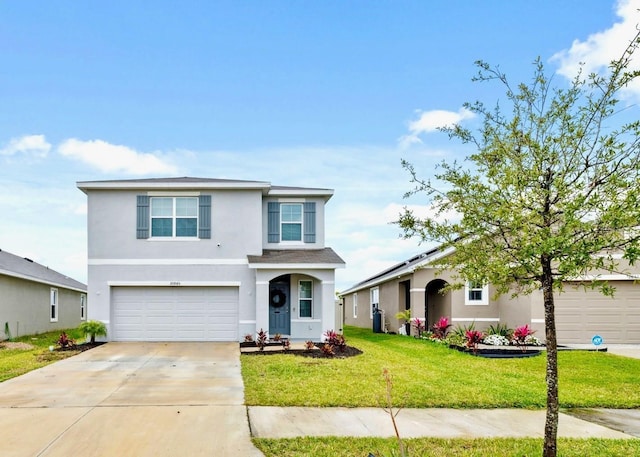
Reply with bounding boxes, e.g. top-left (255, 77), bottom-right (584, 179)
top-left (1, 248), bottom-right (87, 340)
top-left (77, 177), bottom-right (345, 342)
